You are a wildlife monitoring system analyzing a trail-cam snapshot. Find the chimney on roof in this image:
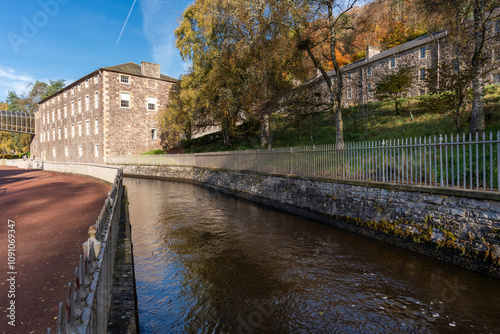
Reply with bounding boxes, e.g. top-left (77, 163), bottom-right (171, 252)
top-left (141, 61), bottom-right (161, 79)
top-left (366, 45), bottom-right (380, 60)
